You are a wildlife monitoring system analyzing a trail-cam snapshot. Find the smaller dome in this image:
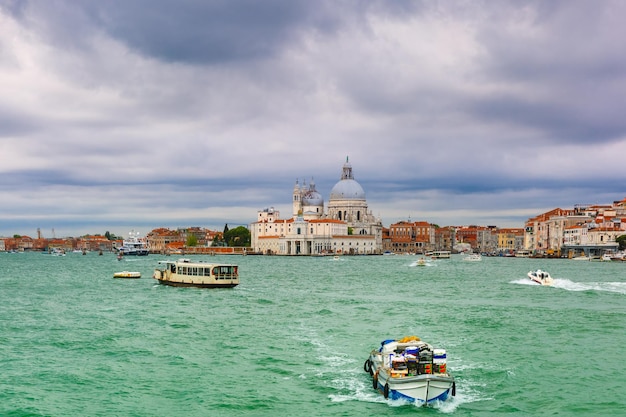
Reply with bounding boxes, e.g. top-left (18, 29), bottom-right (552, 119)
top-left (302, 191), bottom-right (323, 206)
